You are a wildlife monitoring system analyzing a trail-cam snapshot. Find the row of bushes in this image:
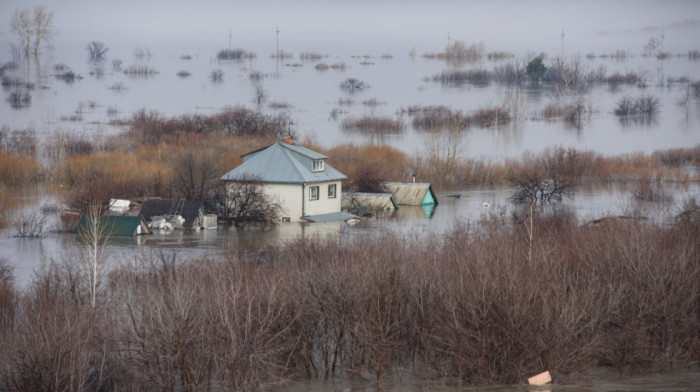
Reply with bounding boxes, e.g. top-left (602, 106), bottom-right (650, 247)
top-left (0, 205), bottom-right (697, 389)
